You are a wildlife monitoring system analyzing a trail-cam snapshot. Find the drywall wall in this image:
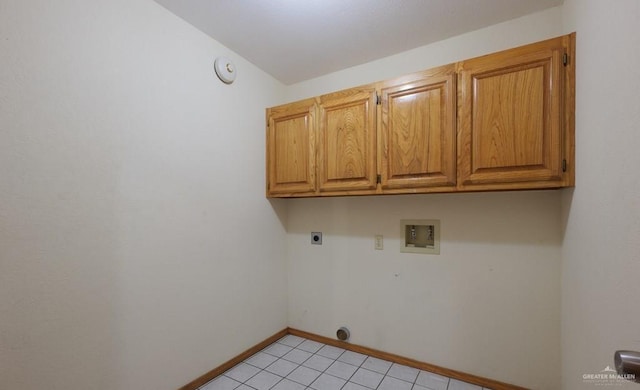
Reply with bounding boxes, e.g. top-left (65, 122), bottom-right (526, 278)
top-left (0, 1), bottom-right (287, 389)
top-left (285, 9), bottom-right (565, 389)
top-left (284, 7), bottom-right (563, 102)
top-left (560, 1), bottom-right (640, 389)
